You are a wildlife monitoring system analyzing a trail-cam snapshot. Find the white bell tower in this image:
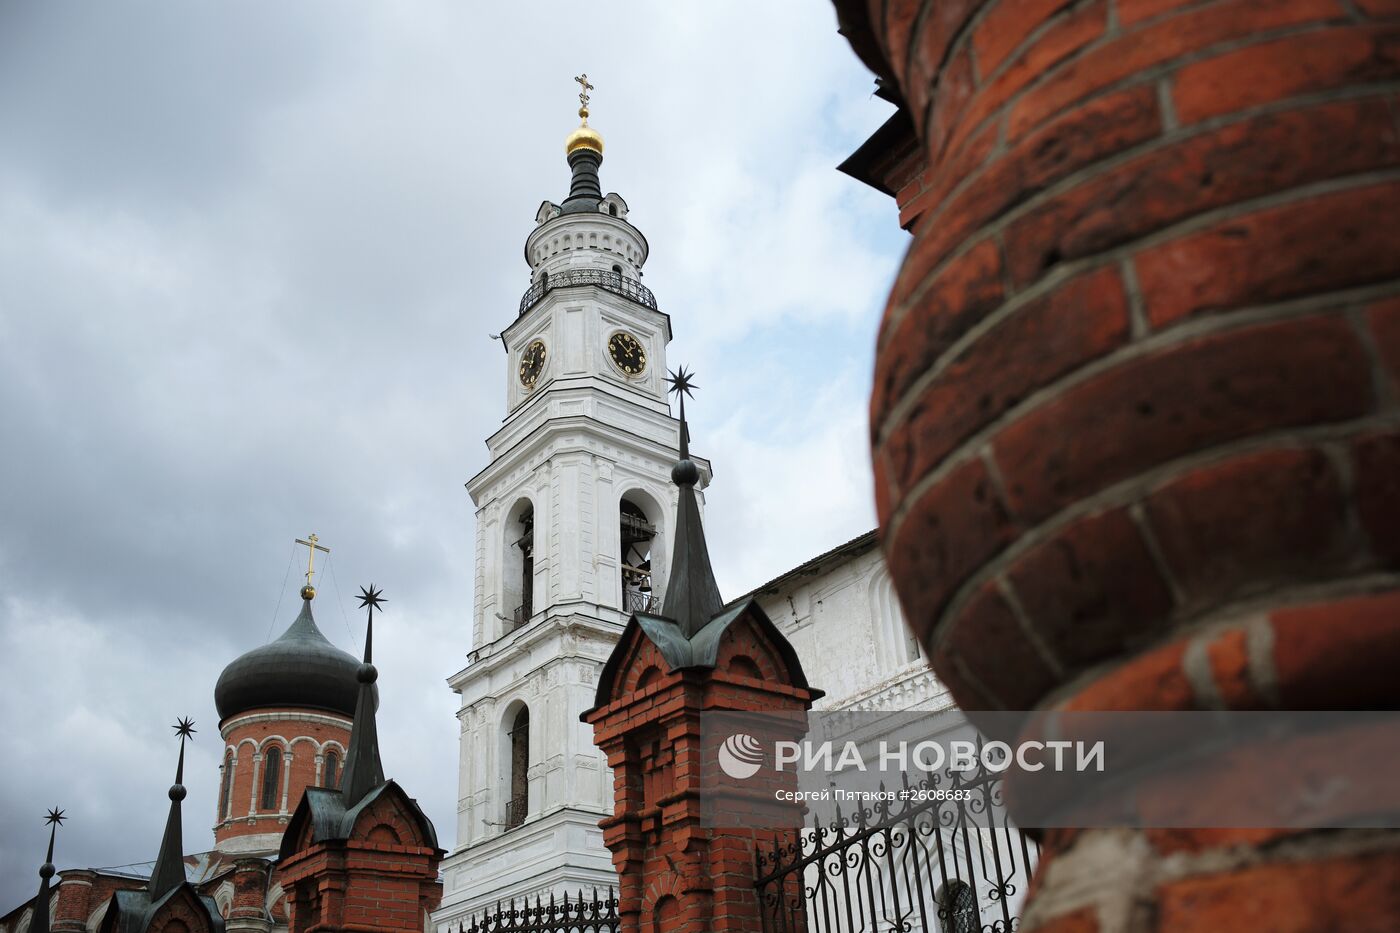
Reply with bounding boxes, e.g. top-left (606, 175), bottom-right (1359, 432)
top-left (436, 83), bottom-right (710, 923)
